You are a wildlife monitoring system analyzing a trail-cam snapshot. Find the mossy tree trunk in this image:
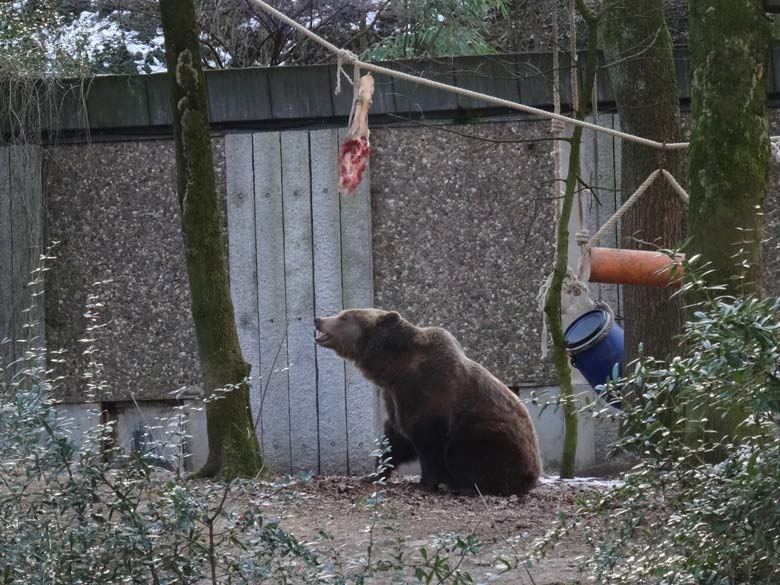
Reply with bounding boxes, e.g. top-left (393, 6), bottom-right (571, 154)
top-left (160, 0), bottom-right (263, 480)
top-left (686, 0), bottom-right (770, 445)
top-left (544, 2), bottom-right (600, 479)
top-left (601, 0), bottom-right (685, 366)
top-left (688, 0), bottom-right (770, 297)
